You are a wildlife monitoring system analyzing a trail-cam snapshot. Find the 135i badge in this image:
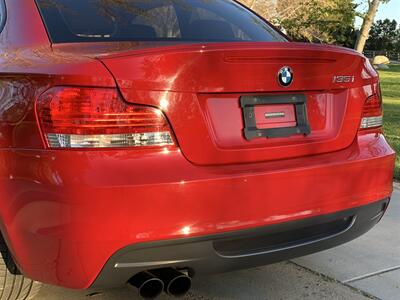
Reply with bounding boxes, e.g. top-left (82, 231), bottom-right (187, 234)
top-left (333, 75), bottom-right (355, 83)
